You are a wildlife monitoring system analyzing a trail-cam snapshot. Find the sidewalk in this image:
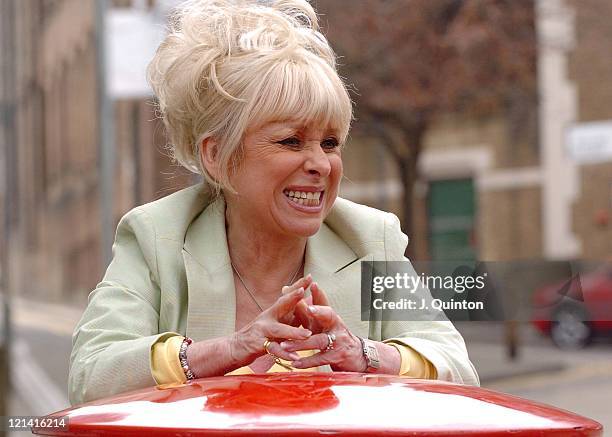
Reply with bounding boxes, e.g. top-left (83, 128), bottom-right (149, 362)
top-left (11, 296), bottom-right (84, 337)
top-left (466, 341), bottom-right (566, 384)
top-left (7, 297), bottom-right (82, 418)
top-left (456, 321), bottom-right (570, 385)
